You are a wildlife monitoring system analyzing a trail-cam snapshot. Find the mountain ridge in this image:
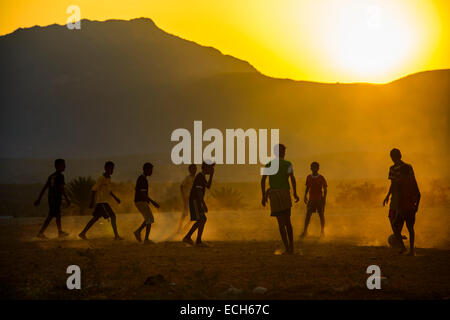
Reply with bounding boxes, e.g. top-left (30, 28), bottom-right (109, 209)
top-left (0, 18), bottom-right (448, 165)
top-left (2, 17), bottom-right (447, 85)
